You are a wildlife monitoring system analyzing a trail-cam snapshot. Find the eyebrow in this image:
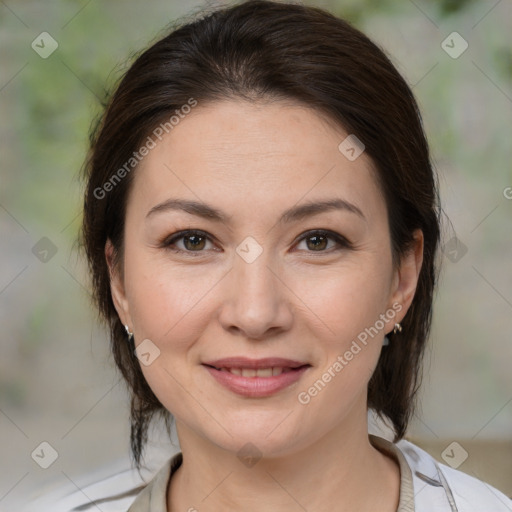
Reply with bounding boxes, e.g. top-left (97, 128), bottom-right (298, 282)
top-left (145, 197), bottom-right (366, 224)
